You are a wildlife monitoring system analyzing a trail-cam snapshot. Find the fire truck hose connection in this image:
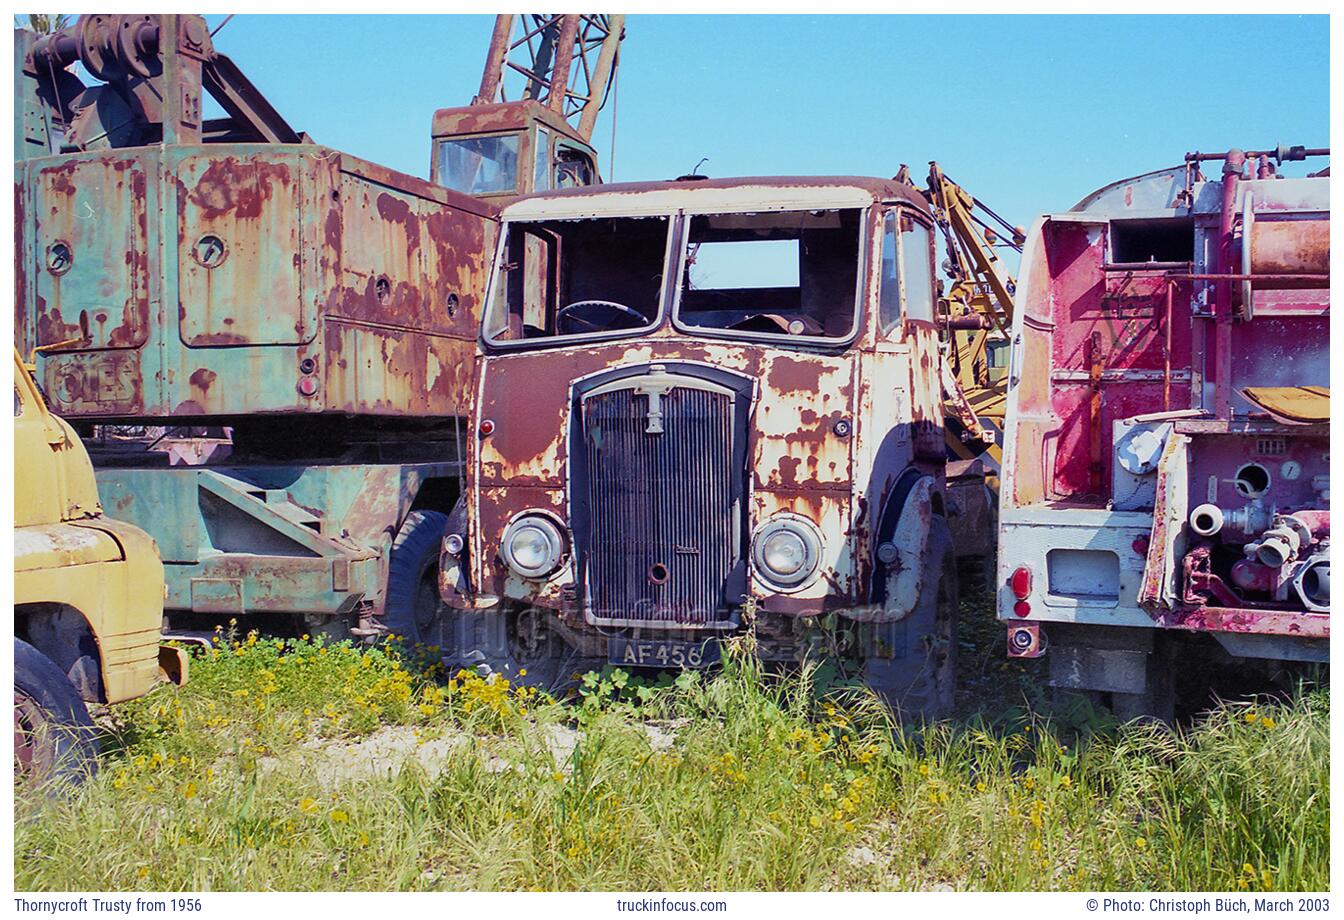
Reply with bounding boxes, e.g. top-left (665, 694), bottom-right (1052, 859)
top-left (1247, 515), bottom-right (1314, 569)
top-left (1189, 501), bottom-right (1276, 538)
